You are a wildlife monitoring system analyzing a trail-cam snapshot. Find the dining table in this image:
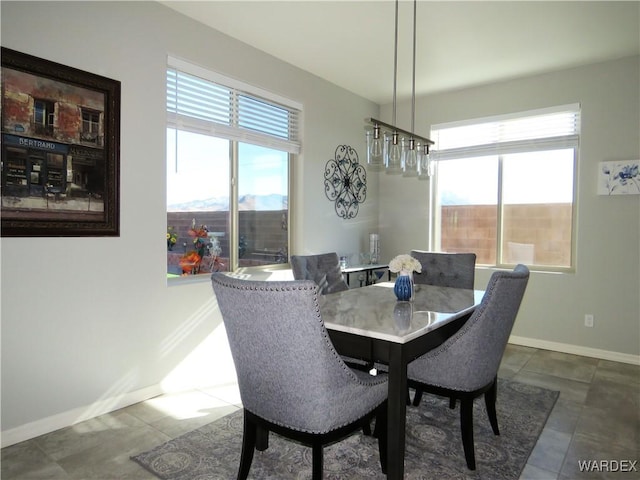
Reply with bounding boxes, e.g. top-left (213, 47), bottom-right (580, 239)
top-left (319, 281), bottom-right (484, 479)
